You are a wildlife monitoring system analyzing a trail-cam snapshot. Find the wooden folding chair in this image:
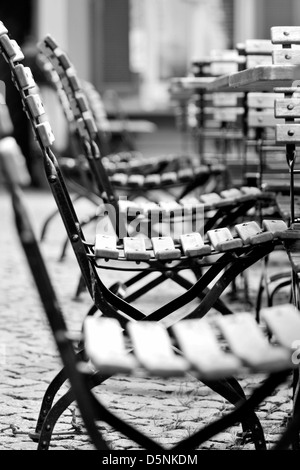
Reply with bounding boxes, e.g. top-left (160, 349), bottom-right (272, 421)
top-left (1, 20), bottom-right (297, 450)
top-left (188, 50), bottom-right (247, 188)
top-left (186, 50), bottom-right (275, 302)
top-left (36, 35), bottom-right (272, 309)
